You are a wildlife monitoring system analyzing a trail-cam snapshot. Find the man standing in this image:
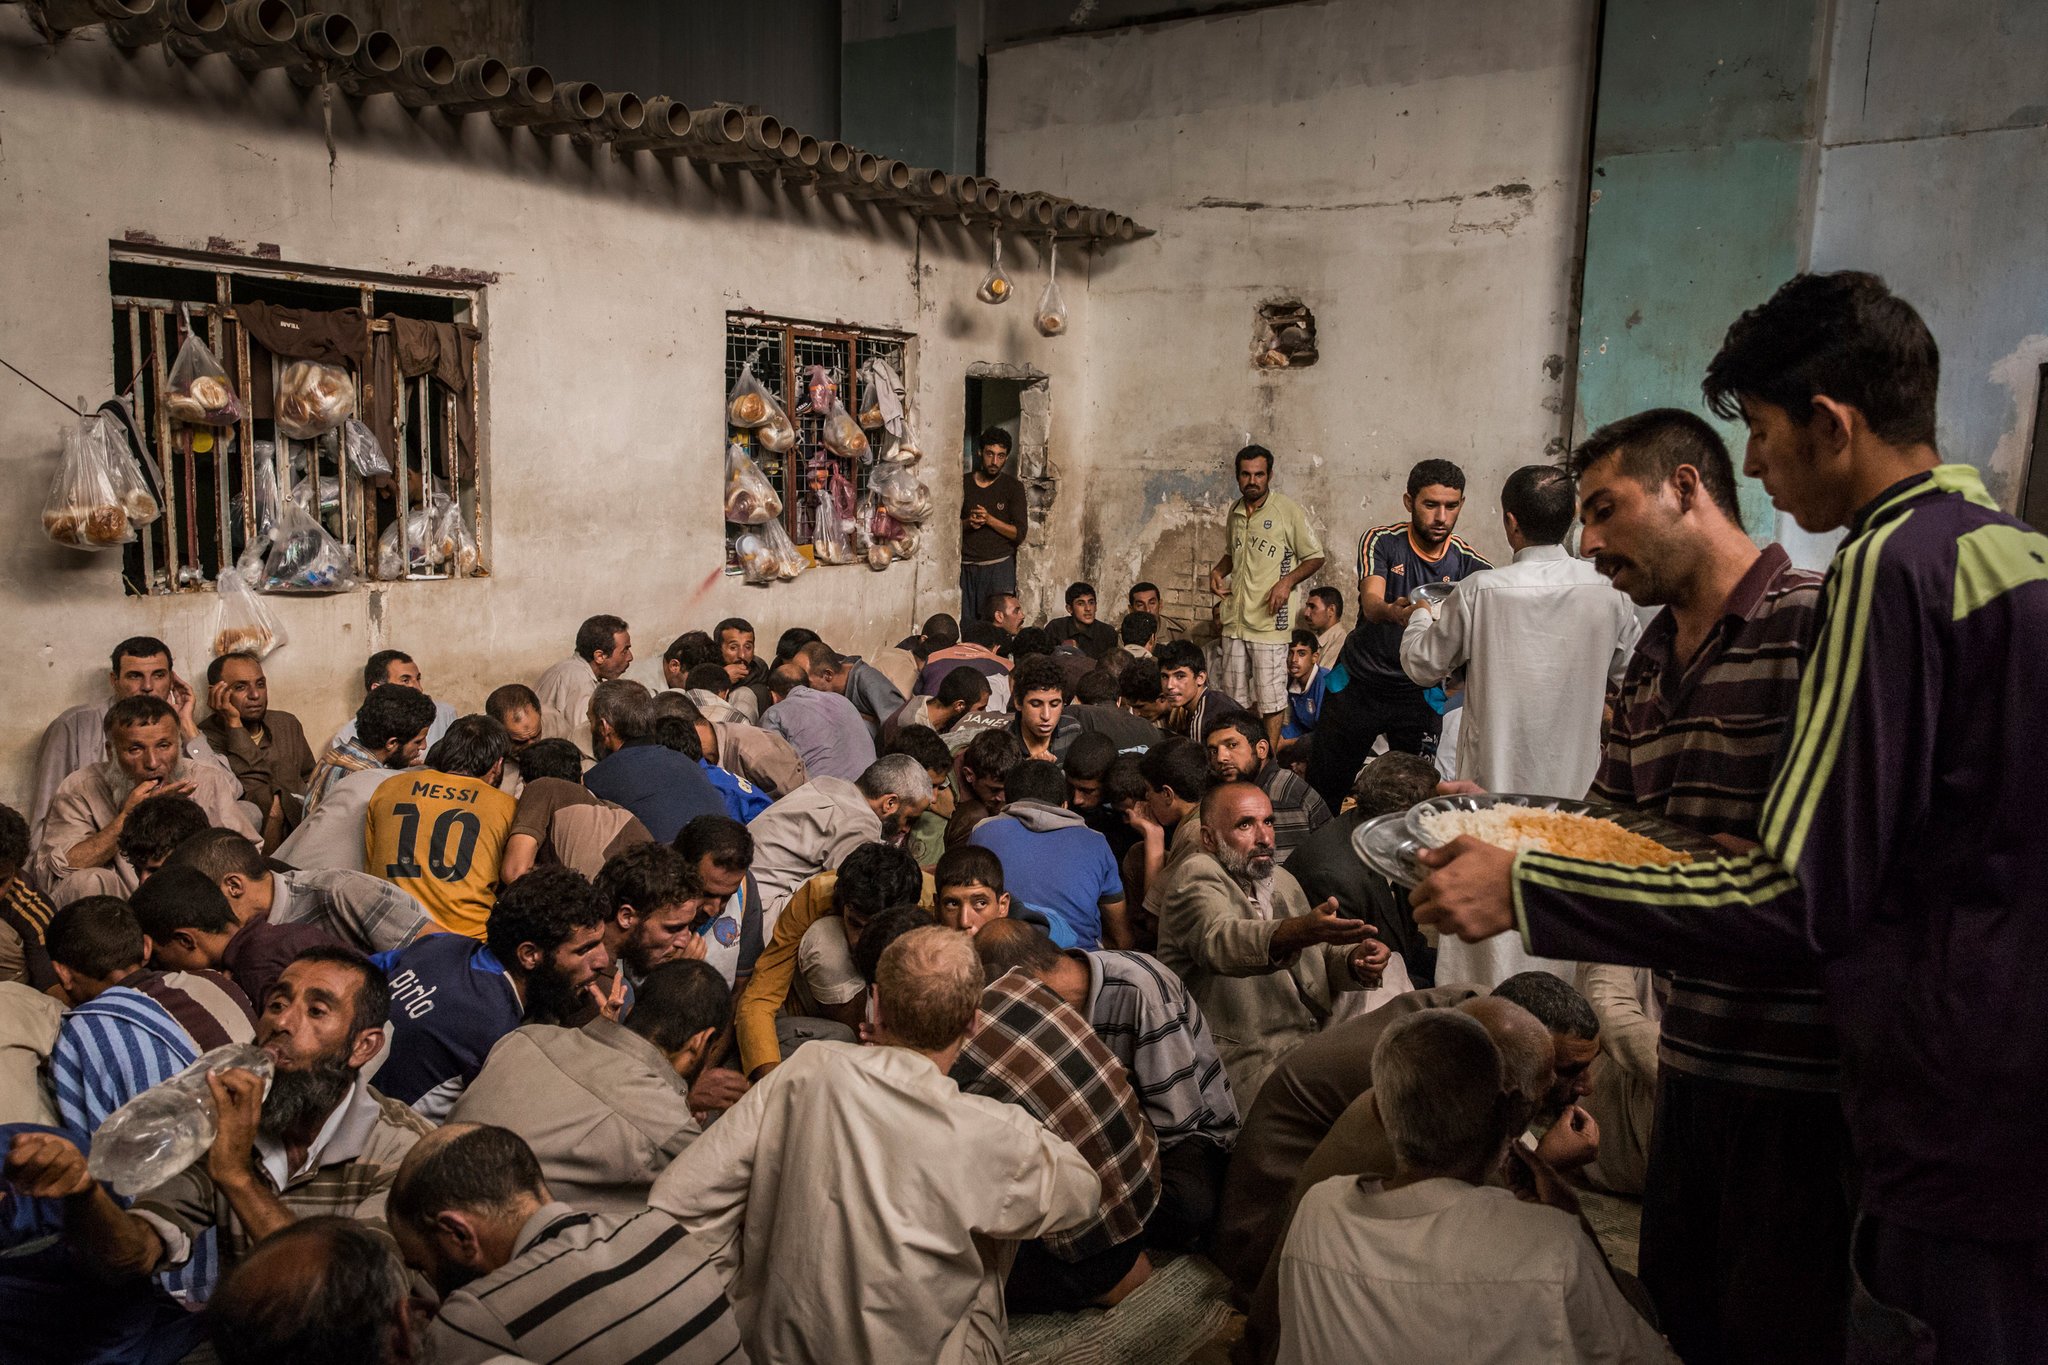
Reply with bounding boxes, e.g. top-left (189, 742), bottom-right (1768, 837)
top-left (960, 427), bottom-right (1027, 625)
top-left (1210, 446), bottom-right (1326, 750)
top-left (201, 651), bottom-right (314, 848)
top-left (1306, 459), bottom-right (1491, 809)
top-left (1416, 273), bottom-right (2048, 1364)
top-left (31, 636), bottom-right (229, 827)
top-left (535, 615), bottom-right (635, 758)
